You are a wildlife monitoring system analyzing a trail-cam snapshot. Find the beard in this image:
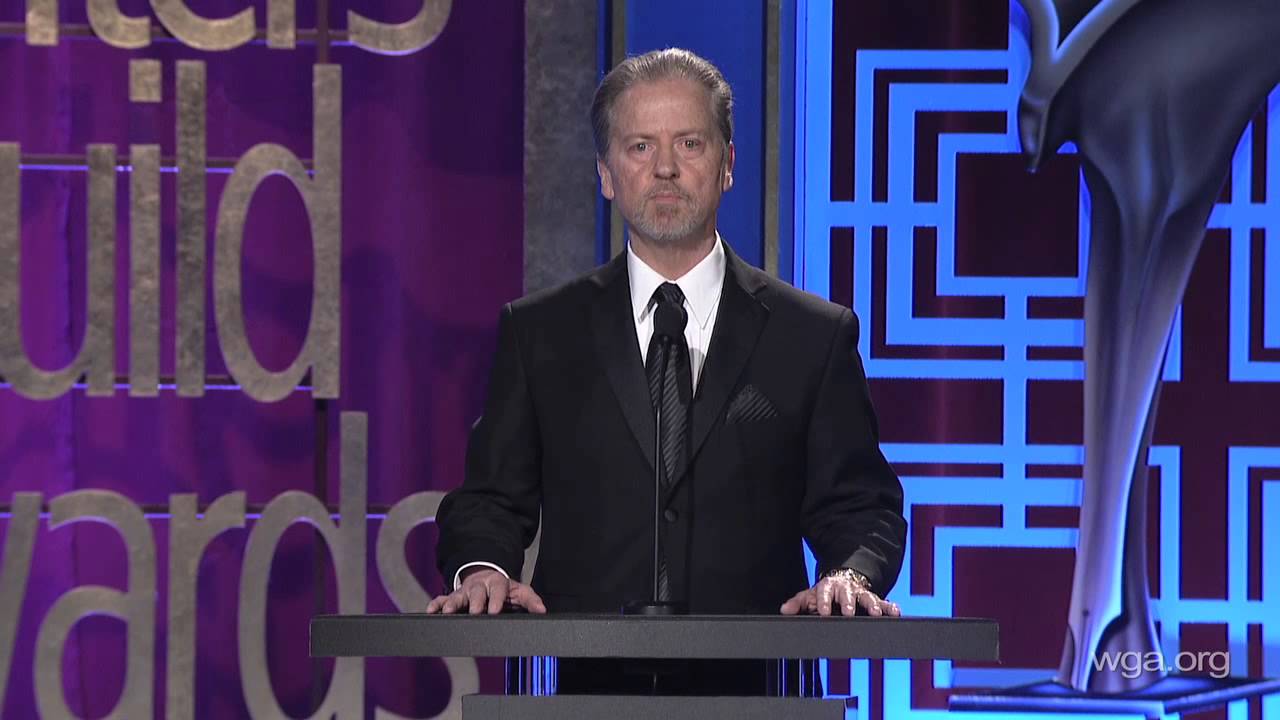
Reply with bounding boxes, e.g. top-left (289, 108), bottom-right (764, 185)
top-left (627, 186), bottom-right (710, 246)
